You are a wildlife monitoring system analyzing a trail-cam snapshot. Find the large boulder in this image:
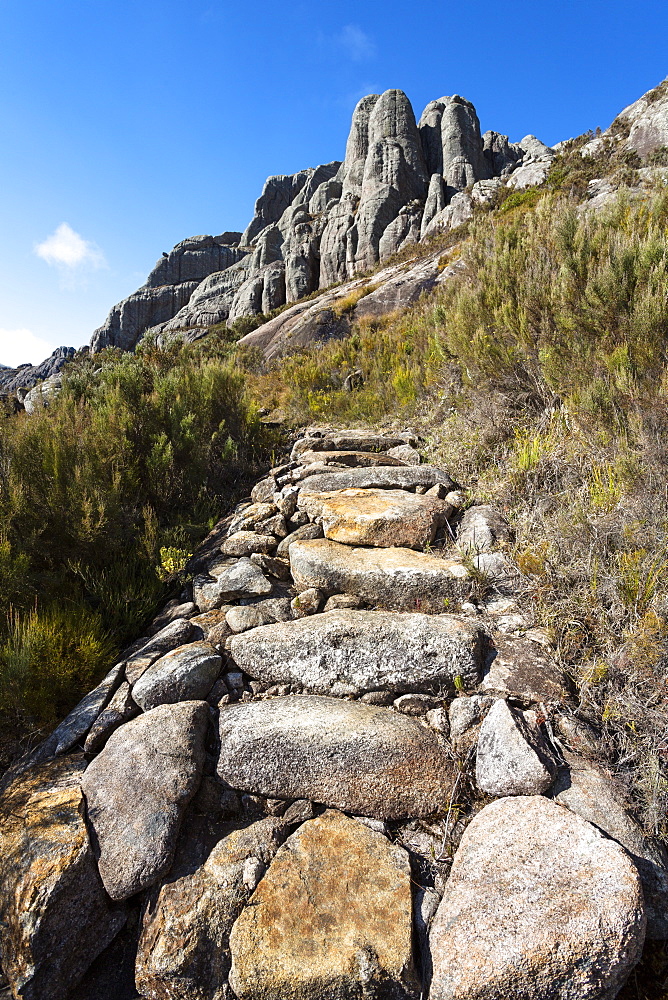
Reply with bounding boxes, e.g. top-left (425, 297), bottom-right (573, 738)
top-left (81, 701), bottom-right (209, 901)
top-left (135, 817), bottom-right (287, 999)
top-left (297, 487), bottom-right (449, 549)
top-left (229, 810), bottom-right (421, 1000)
top-left (289, 538), bottom-right (471, 612)
top-left (429, 796), bottom-right (646, 1000)
top-left (0, 757), bottom-right (126, 1000)
top-left (217, 695), bottom-right (456, 819)
top-left (228, 610), bottom-right (483, 696)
